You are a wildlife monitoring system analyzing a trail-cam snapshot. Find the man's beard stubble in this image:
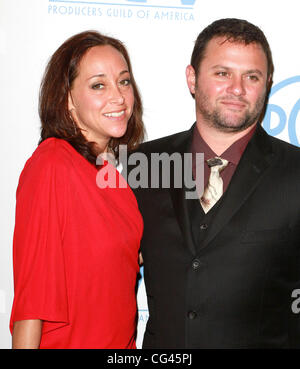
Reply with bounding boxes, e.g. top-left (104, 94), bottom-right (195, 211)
top-left (195, 89), bottom-right (267, 133)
